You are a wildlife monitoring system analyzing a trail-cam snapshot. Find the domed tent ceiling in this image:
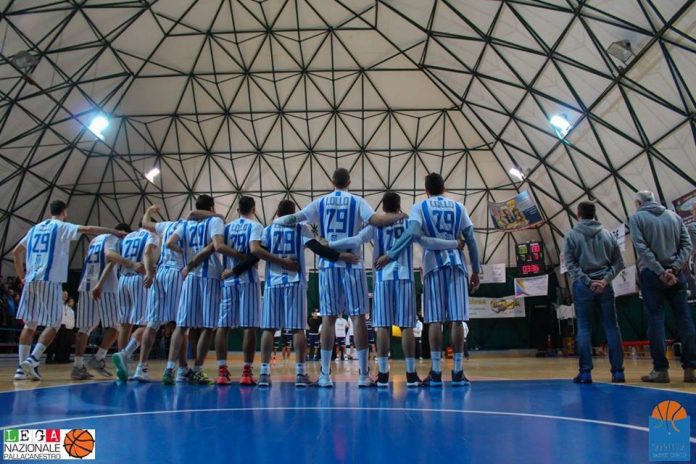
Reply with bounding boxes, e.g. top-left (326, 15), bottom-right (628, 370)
top-left (0, 0), bottom-right (694, 275)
